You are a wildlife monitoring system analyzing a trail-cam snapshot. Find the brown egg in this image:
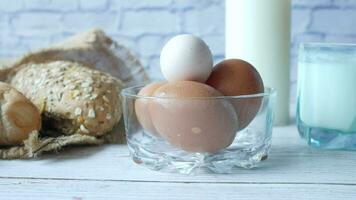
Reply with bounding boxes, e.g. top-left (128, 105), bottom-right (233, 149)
top-left (206, 59), bottom-right (264, 130)
top-left (149, 81), bottom-right (238, 153)
top-left (135, 82), bottom-right (165, 136)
